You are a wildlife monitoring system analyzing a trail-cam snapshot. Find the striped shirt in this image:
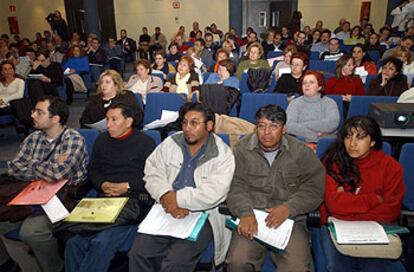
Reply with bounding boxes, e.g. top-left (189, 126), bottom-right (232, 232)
top-left (8, 127), bottom-right (88, 185)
